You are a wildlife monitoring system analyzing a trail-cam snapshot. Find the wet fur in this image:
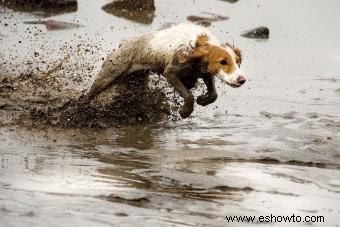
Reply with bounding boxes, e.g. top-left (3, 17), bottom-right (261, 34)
top-left (83, 23), bottom-right (243, 118)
